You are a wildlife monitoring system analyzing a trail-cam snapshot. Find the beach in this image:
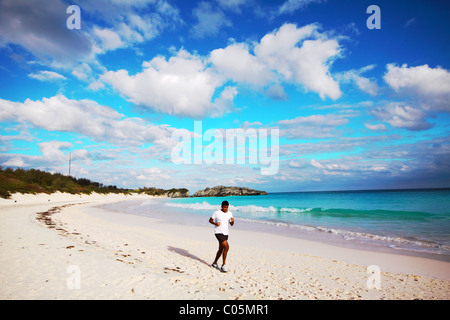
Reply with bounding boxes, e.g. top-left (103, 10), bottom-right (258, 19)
top-left (0, 192), bottom-right (449, 300)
